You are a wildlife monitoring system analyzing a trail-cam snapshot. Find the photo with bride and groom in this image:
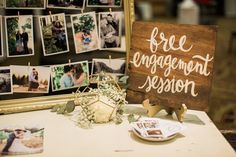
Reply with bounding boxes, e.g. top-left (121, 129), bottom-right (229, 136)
top-left (5, 15), bottom-right (34, 57)
top-left (0, 125), bottom-right (44, 156)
